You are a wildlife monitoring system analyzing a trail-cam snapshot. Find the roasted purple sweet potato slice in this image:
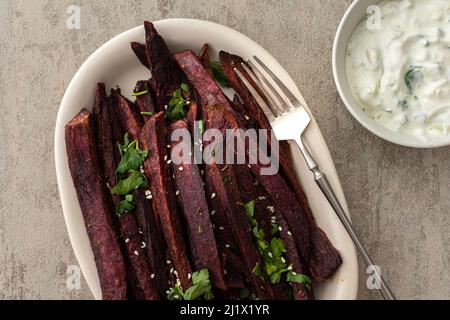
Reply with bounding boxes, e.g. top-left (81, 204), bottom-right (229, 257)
top-left (169, 120), bottom-right (226, 290)
top-left (174, 50), bottom-right (229, 108)
top-left (118, 214), bottom-right (160, 300)
top-left (206, 162), bottom-right (274, 299)
top-left (94, 88), bottom-right (160, 300)
top-left (219, 51), bottom-right (272, 130)
top-left (140, 112), bottom-right (192, 289)
top-left (131, 42), bottom-right (150, 69)
top-left (203, 166), bottom-right (246, 289)
top-left (144, 21), bottom-right (187, 110)
top-left (198, 43), bottom-right (213, 75)
top-left (220, 51), bottom-right (342, 280)
top-left (65, 109), bottom-right (127, 300)
top-left (133, 80), bottom-right (158, 117)
top-left (111, 90), bottom-right (143, 140)
top-left (253, 184), bottom-right (313, 300)
top-left (109, 93), bottom-right (169, 296)
top-left (132, 189), bottom-right (168, 296)
top-left (92, 83), bottom-right (117, 189)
